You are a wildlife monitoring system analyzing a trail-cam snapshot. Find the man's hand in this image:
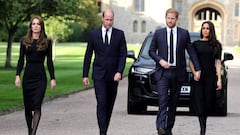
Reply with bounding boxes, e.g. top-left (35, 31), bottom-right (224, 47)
top-left (83, 77), bottom-right (90, 85)
top-left (159, 59), bottom-right (170, 69)
top-left (114, 72), bottom-right (122, 81)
